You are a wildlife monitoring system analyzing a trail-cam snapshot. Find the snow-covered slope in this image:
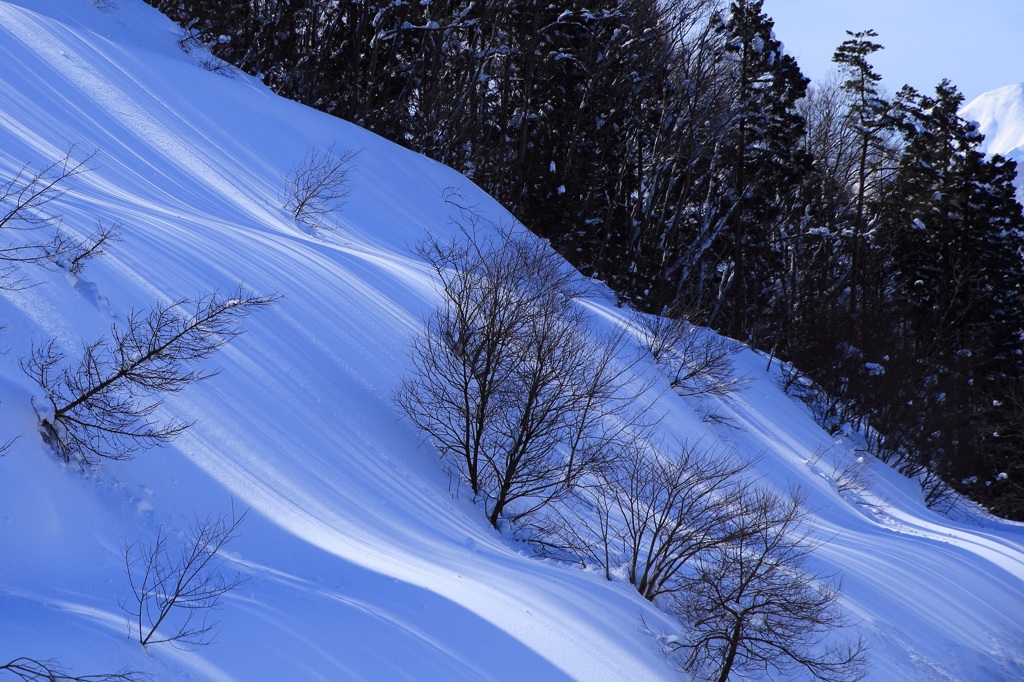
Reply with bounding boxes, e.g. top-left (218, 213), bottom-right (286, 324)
top-left (1, 2), bottom-right (1023, 681)
top-left (961, 82), bottom-right (1024, 199)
